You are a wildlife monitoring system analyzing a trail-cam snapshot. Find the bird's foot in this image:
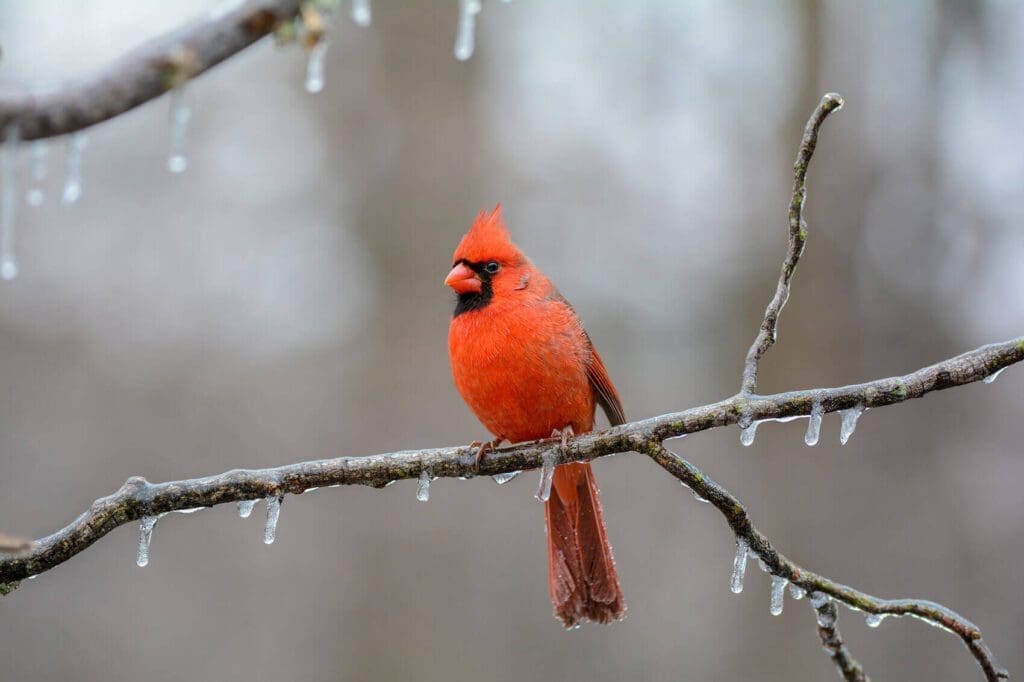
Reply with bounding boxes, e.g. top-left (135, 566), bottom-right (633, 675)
top-left (550, 426), bottom-right (575, 461)
top-left (469, 438), bottom-right (504, 472)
